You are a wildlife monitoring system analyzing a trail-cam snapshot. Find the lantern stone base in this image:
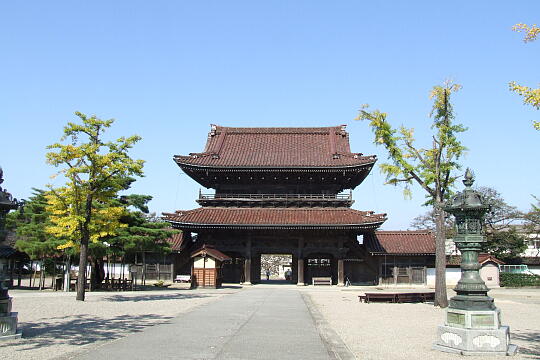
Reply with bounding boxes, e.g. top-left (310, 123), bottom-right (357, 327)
top-left (0, 312), bottom-right (22, 341)
top-left (0, 297), bottom-right (13, 314)
top-left (433, 308), bottom-right (517, 356)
